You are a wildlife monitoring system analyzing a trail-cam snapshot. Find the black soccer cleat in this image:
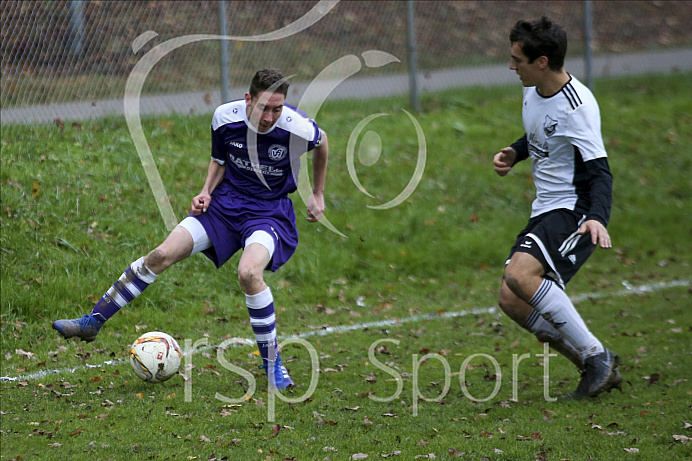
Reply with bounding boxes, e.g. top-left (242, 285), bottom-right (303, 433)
top-left (585, 349), bottom-right (619, 397)
top-left (562, 364), bottom-right (622, 400)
